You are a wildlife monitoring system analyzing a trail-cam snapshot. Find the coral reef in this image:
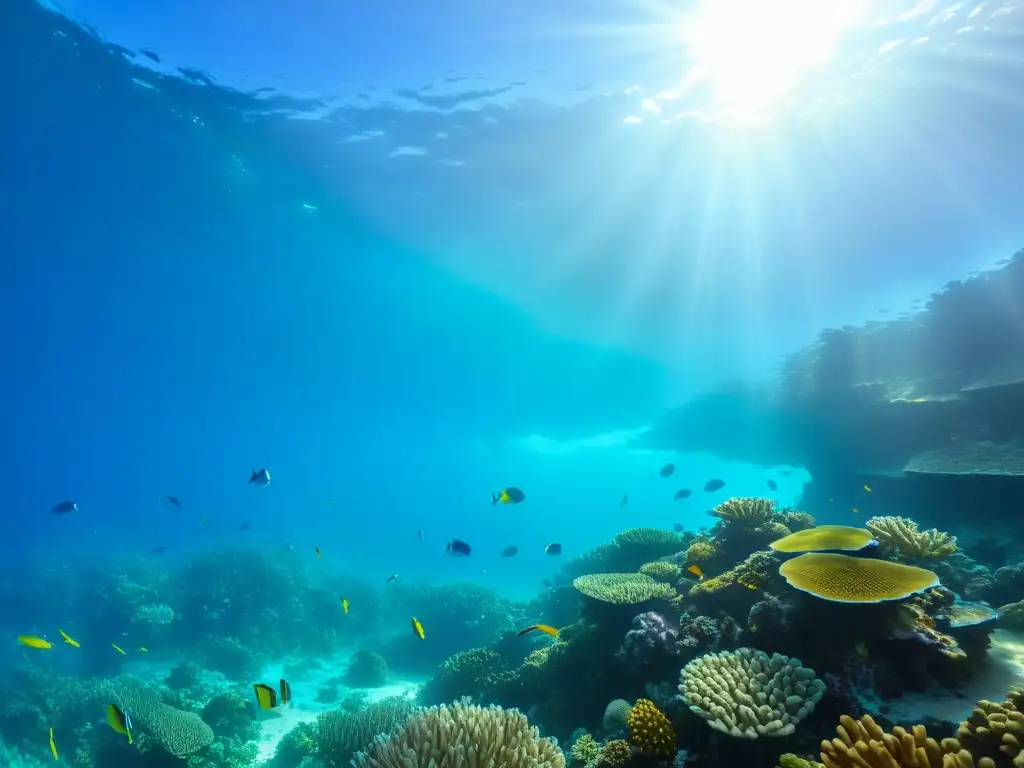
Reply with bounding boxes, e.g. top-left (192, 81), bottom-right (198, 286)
top-left (571, 733), bottom-right (601, 768)
top-left (640, 561), bottom-right (684, 585)
top-left (573, 573), bottom-right (676, 604)
top-left (627, 698), bottom-right (675, 758)
top-left (616, 612), bottom-right (679, 671)
top-left (602, 699), bottom-right (632, 735)
top-left (866, 516), bottom-right (958, 561)
top-left (770, 526), bottom-right (876, 554)
top-left (779, 553), bottom-right (940, 602)
top-left (819, 714), bottom-right (966, 768)
top-left (312, 695), bottom-right (416, 768)
top-left (680, 648), bottom-right (826, 738)
top-left (111, 676), bottom-right (214, 757)
top-left (712, 497), bottom-right (777, 526)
